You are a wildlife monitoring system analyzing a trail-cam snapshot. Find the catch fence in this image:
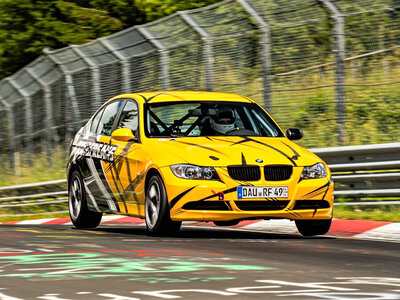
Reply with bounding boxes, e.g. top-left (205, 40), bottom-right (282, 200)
top-left (0, 0), bottom-right (399, 167)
